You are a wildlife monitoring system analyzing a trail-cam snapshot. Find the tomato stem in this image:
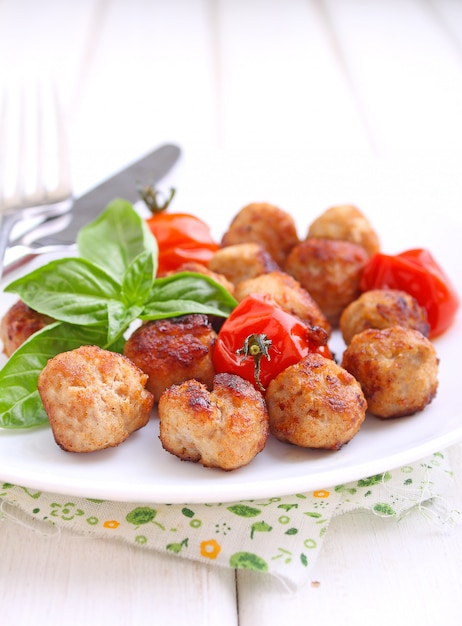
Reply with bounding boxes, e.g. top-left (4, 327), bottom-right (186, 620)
top-left (139, 185), bottom-right (176, 214)
top-left (236, 333), bottom-right (272, 392)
